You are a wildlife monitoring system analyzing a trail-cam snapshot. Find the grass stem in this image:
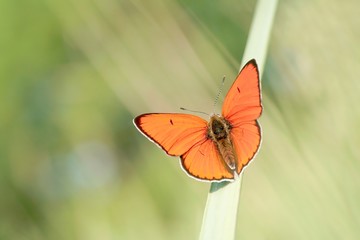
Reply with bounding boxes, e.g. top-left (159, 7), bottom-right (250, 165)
top-left (199, 1), bottom-right (278, 239)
